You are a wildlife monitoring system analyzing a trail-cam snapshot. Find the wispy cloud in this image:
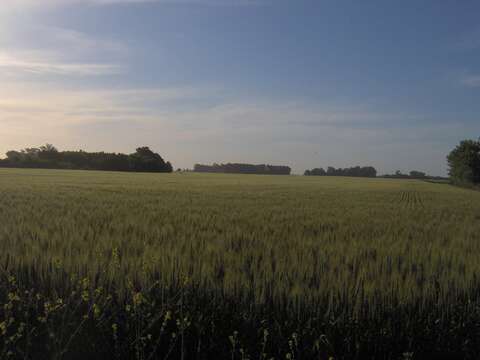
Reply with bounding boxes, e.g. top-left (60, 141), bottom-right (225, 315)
top-left (0, 50), bottom-right (122, 76)
top-left (0, 22), bottom-right (126, 78)
top-left (461, 74), bottom-right (480, 87)
top-left (2, 0), bottom-right (263, 10)
top-left (35, 26), bottom-right (128, 55)
top-left (0, 83), bottom-right (200, 124)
